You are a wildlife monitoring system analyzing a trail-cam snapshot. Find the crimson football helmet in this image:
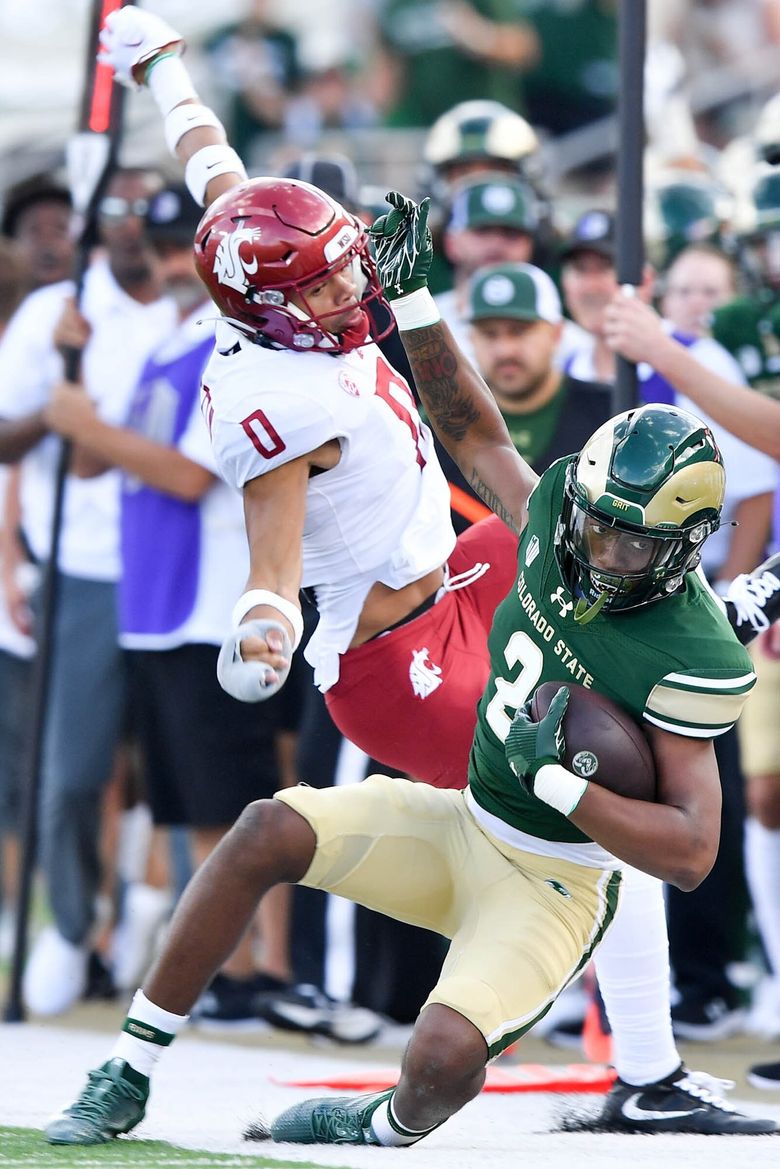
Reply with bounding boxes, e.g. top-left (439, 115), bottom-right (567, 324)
top-left (194, 177), bottom-right (390, 352)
